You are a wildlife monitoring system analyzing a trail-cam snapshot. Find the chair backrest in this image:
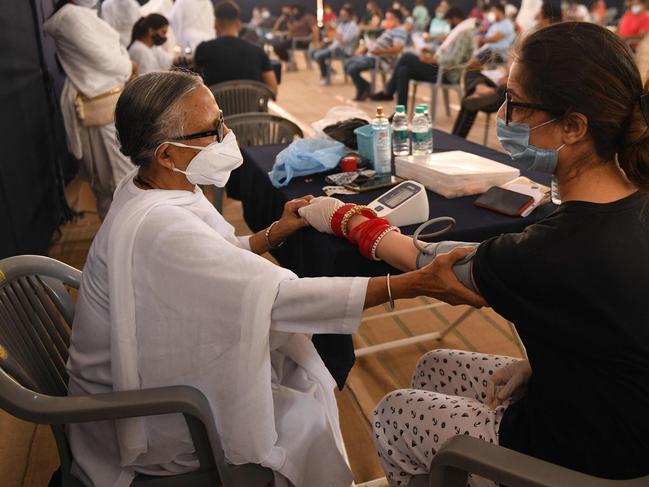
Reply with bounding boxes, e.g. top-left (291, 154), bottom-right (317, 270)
top-left (0, 255), bottom-right (80, 397)
top-left (225, 113), bottom-right (303, 147)
top-left (0, 255), bottom-right (82, 486)
top-left (209, 80), bottom-right (276, 116)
